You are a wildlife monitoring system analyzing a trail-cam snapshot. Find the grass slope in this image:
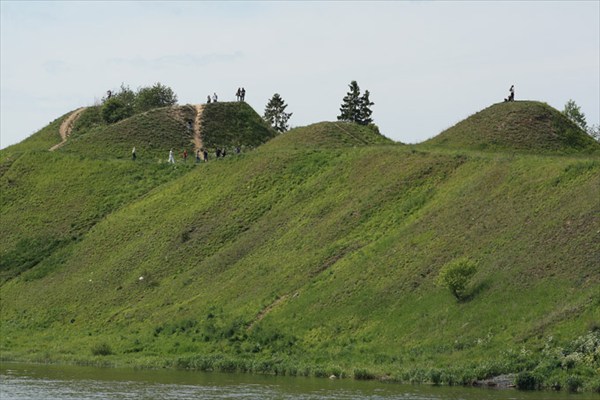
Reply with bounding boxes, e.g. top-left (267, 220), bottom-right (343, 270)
top-left (265, 122), bottom-right (393, 149)
top-left (426, 101), bottom-right (600, 154)
top-left (1, 102), bottom-right (599, 392)
top-left (200, 102), bottom-right (277, 150)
